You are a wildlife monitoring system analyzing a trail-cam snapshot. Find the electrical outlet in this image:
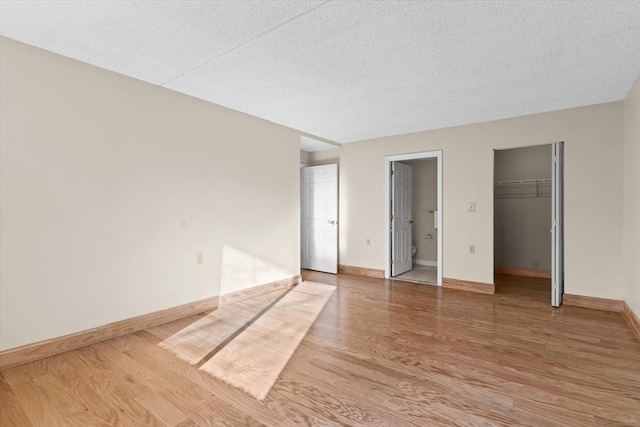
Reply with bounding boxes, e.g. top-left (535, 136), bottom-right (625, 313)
top-left (468, 202), bottom-right (476, 213)
top-left (468, 245), bottom-right (475, 254)
top-left (197, 253), bottom-right (203, 264)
